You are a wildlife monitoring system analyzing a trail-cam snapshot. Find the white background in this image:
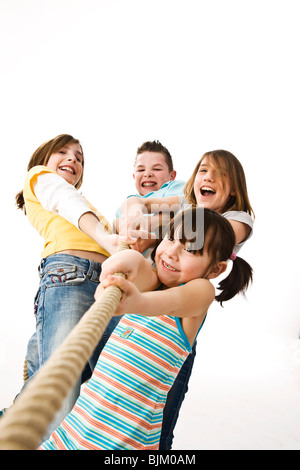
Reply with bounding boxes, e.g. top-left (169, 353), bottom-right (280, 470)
top-left (0, 0), bottom-right (299, 450)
